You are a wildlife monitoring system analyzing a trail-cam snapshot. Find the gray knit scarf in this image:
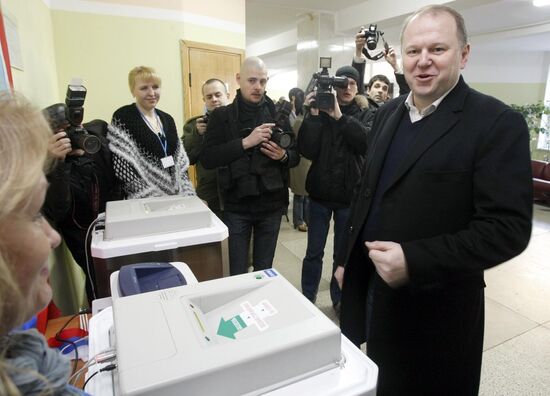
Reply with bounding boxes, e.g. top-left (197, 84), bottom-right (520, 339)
top-left (2, 329), bottom-right (81, 395)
